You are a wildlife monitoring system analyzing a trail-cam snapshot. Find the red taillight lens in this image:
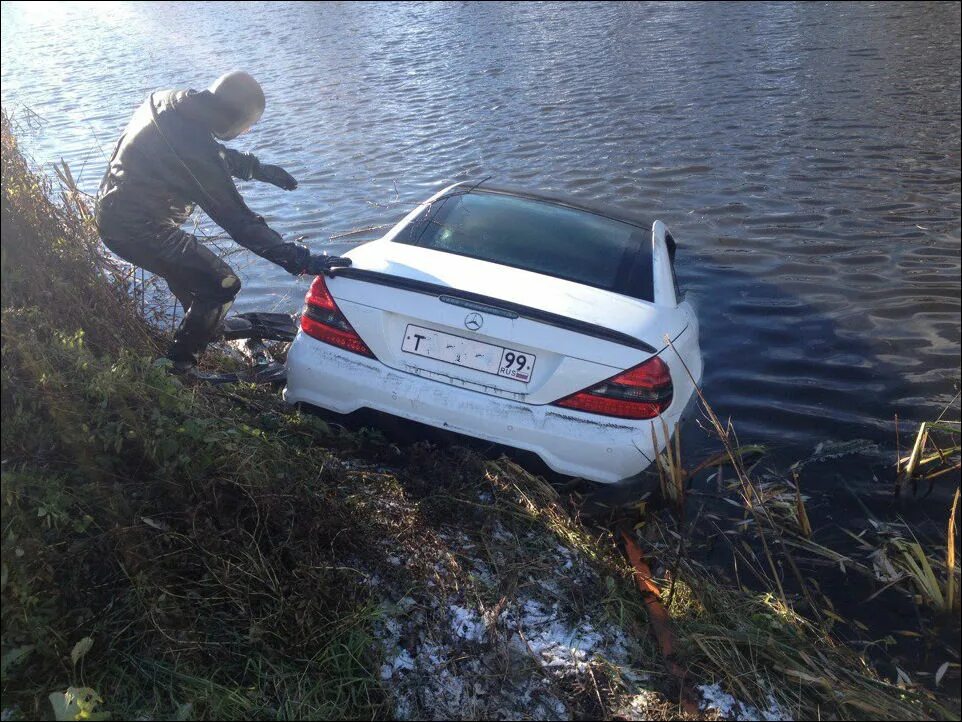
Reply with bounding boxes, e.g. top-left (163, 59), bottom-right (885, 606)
top-left (300, 276), bottom-right (374, 358)
top-left (305, 274), bottom-right (338, 312)
top-left (554, 356), bottom-right (673, 420)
